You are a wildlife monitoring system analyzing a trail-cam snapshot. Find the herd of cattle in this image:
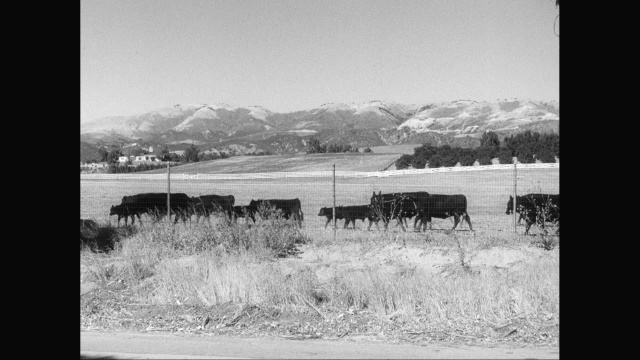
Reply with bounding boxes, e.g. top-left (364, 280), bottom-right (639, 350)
top-left (108, 191), bottom-right (559, 235)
